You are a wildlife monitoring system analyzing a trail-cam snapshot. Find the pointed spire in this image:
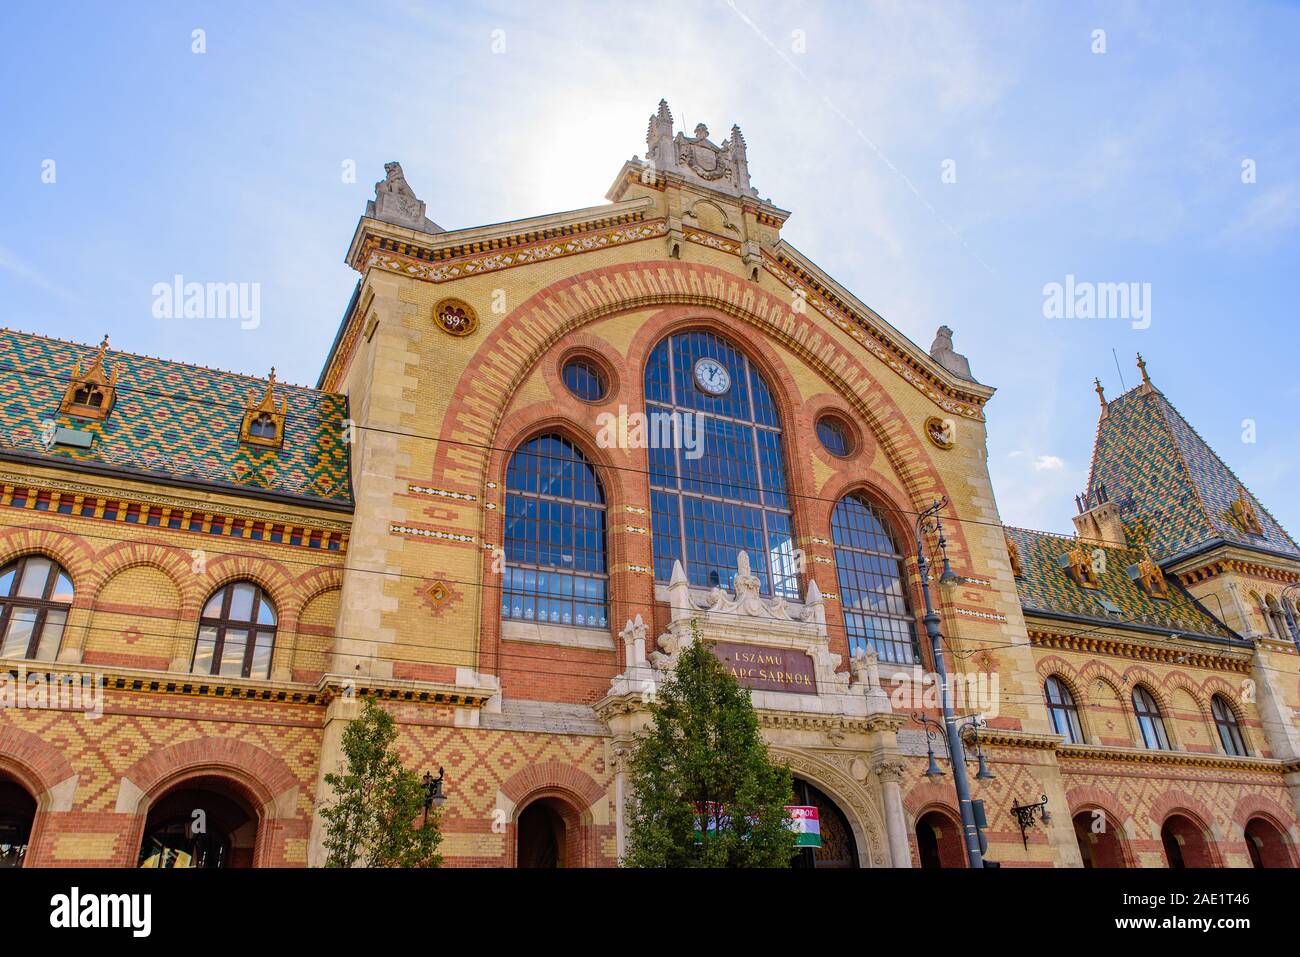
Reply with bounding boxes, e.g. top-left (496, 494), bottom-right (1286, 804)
top-left (1136, 353), bottom-right (1149, 385)
top-left (1094, 378), bottom-right (1108, 414)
